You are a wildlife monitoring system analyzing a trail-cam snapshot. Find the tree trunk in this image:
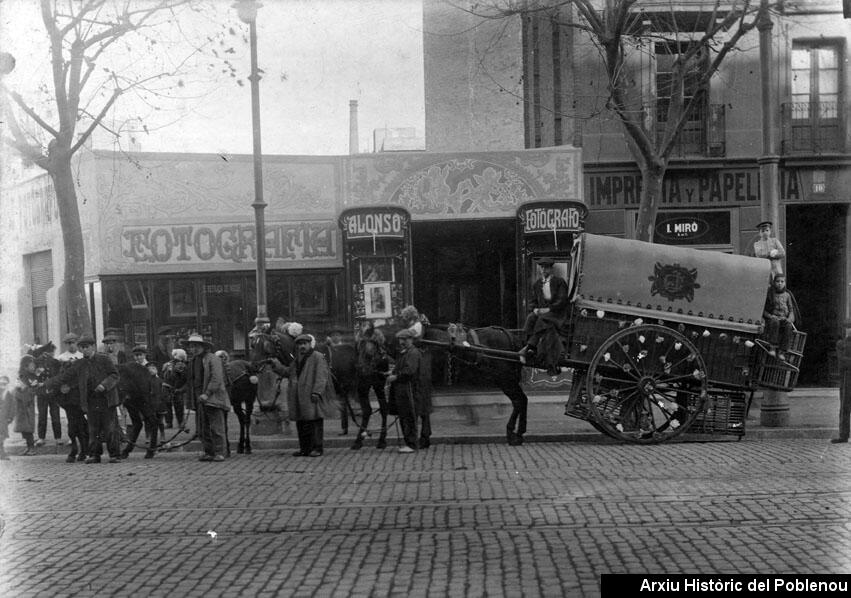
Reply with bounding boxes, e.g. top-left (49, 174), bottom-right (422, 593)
top-left (634, 165), bottom-right (666, 242)
top-left (48, 151), bottom-right (92, 336)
